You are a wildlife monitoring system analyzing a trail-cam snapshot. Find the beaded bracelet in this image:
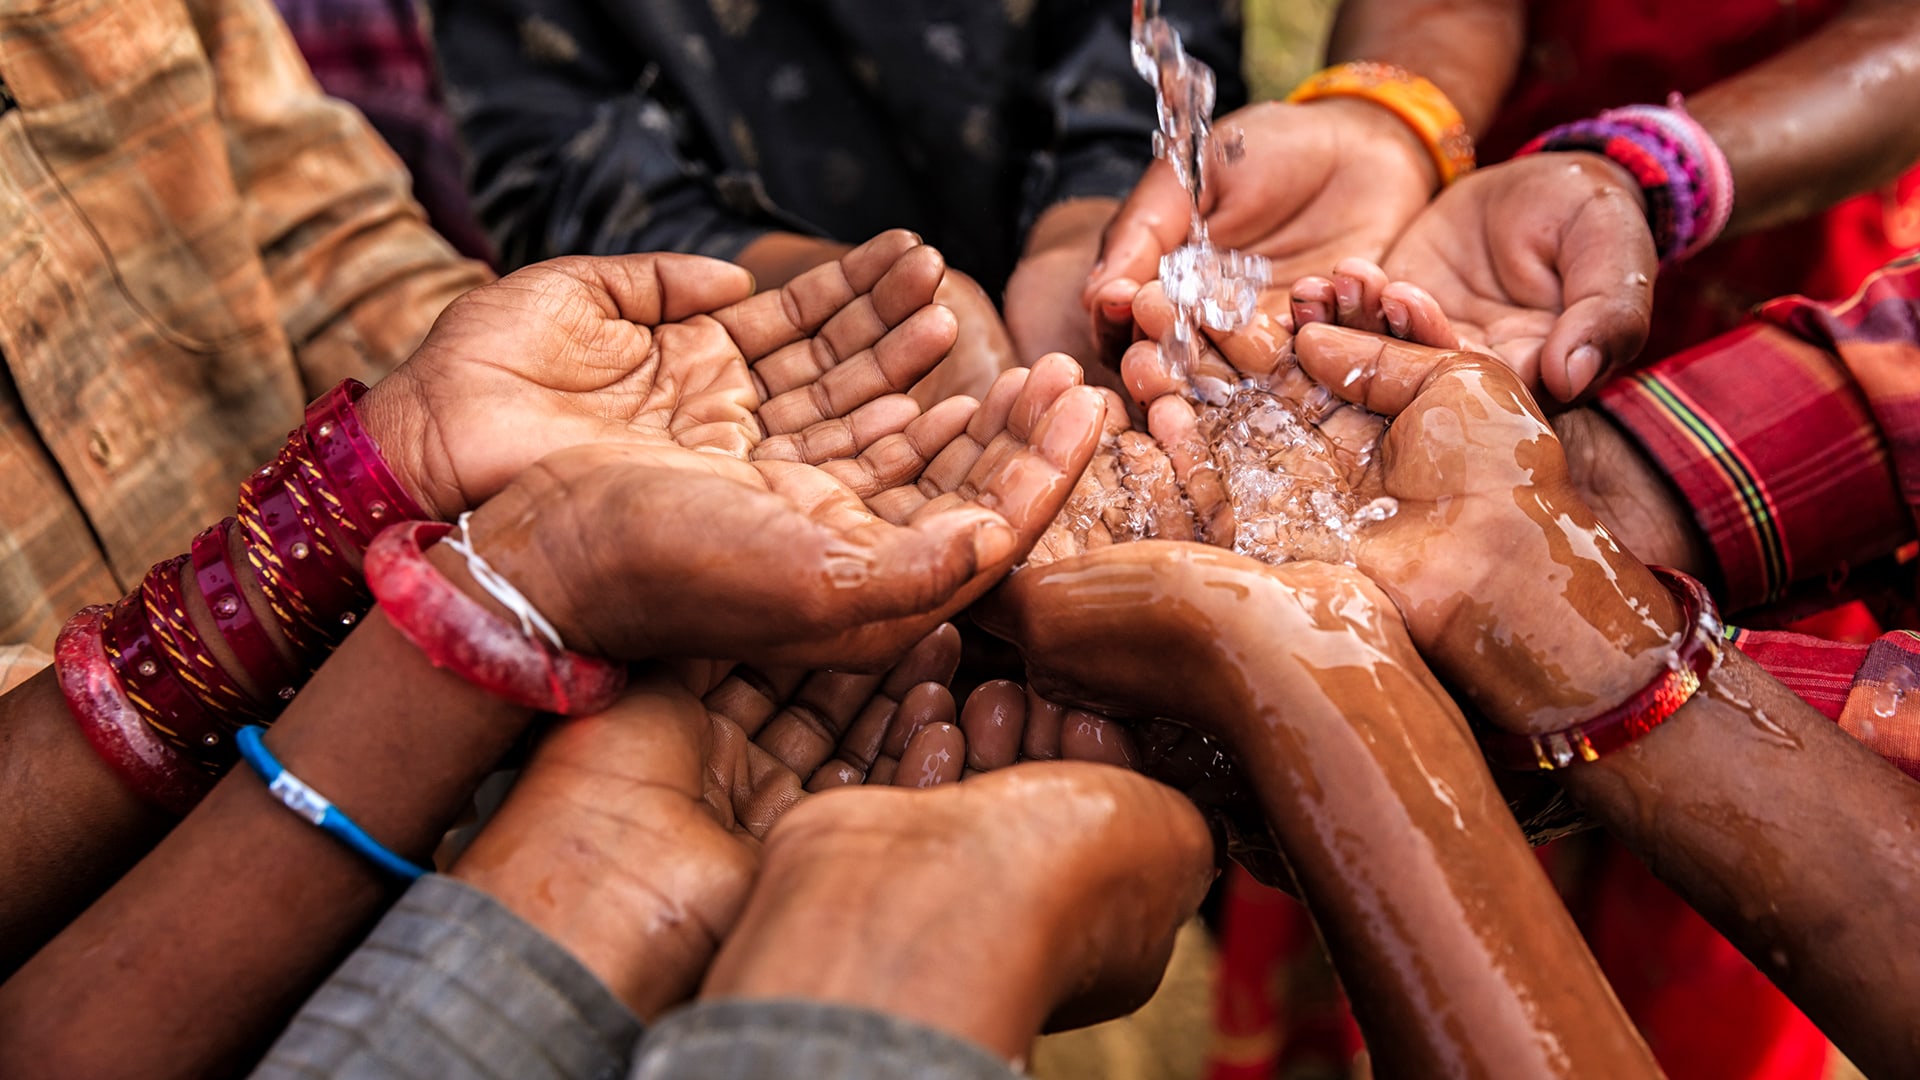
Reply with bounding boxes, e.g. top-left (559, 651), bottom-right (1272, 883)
top-left (364, 520), bottom-right (626, 716)
top-left (235, 725), bottom-right (426, 881)
top-left (1515, 95), bottom-right (1734, 264)
top-left (1286, 61), bottom-right (1476, 186)
top-left (1482, 567), bottom-right (1722, 771)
